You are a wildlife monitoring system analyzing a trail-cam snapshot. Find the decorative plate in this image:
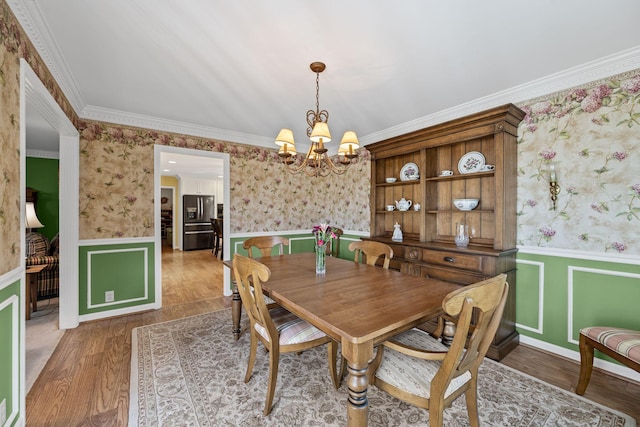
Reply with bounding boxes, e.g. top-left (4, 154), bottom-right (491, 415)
top-left (457, 151), bottom-right (486, 174)
top-left (400, 162), bottom-right (420, 181)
